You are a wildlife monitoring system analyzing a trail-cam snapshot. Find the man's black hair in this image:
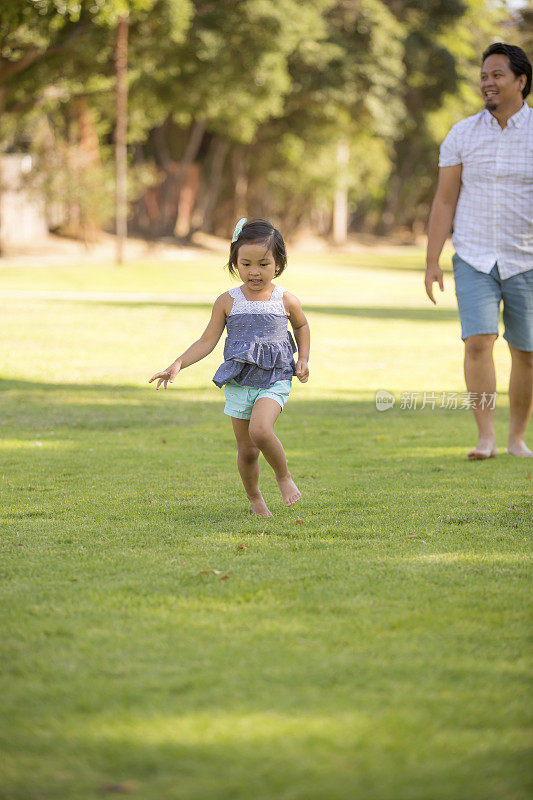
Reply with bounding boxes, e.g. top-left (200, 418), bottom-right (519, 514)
top-left (227, 218), bottom-right (287, 278)
top-left (482, 43), bottom-right (531, 99)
